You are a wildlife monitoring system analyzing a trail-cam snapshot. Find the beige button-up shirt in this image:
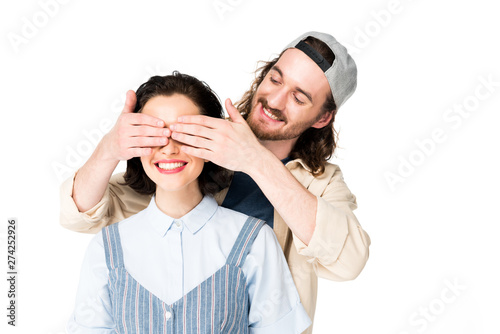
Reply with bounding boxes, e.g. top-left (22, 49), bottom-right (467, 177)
top-left (60, 159), bottom-right (370, 334)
